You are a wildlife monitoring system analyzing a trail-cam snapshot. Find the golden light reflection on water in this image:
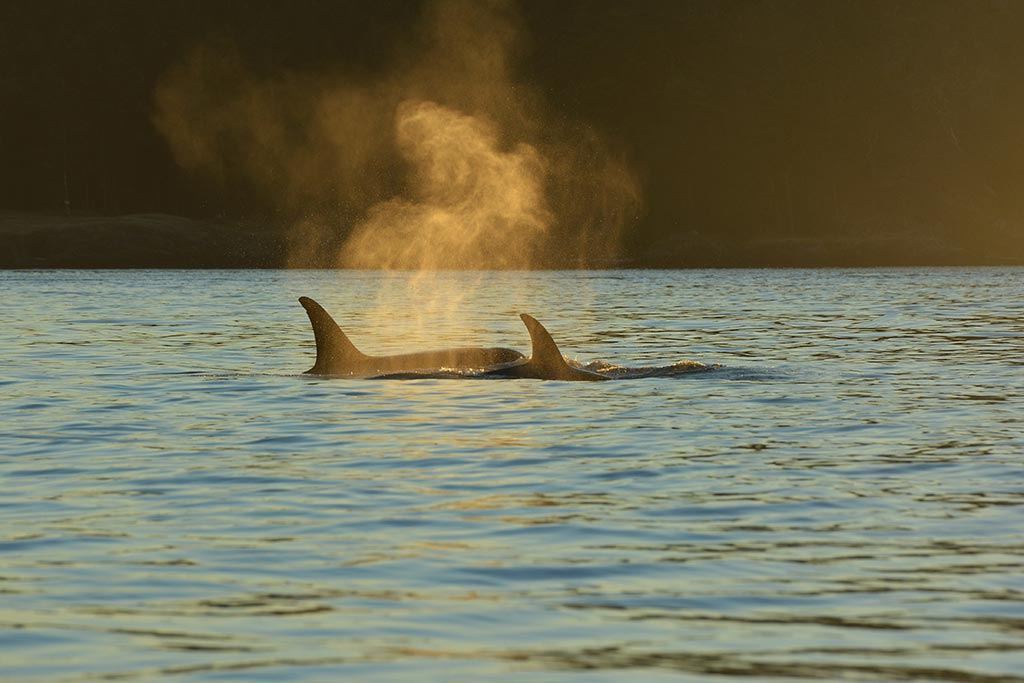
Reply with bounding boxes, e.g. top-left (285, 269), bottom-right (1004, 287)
top-left (2, 269), bottom-right (1023, 682)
